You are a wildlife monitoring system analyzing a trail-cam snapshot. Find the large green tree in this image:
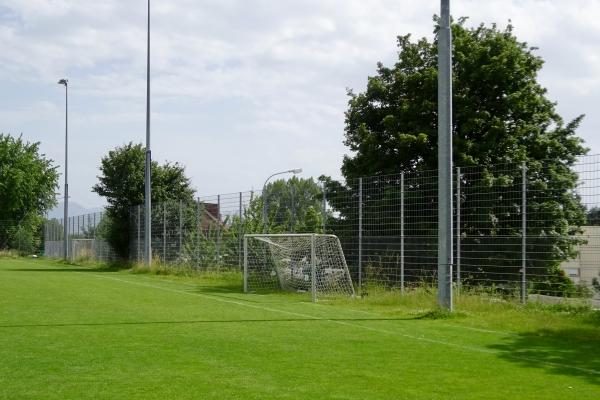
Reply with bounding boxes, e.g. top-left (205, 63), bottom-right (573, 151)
top-left (325, 19), bottom-right (587, 289)
top-left (0, 134), bottom-right (59, 252)
top-left (92, 142), bottom-right (194, 257)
